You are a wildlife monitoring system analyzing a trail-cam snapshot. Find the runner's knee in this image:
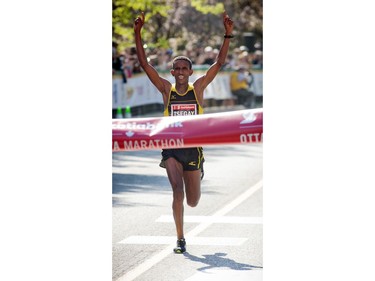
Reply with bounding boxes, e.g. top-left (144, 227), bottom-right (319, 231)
top-left (187, 200), bottom-right (198, 207)
top-left (187, 195), bottom-right (200, 207)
